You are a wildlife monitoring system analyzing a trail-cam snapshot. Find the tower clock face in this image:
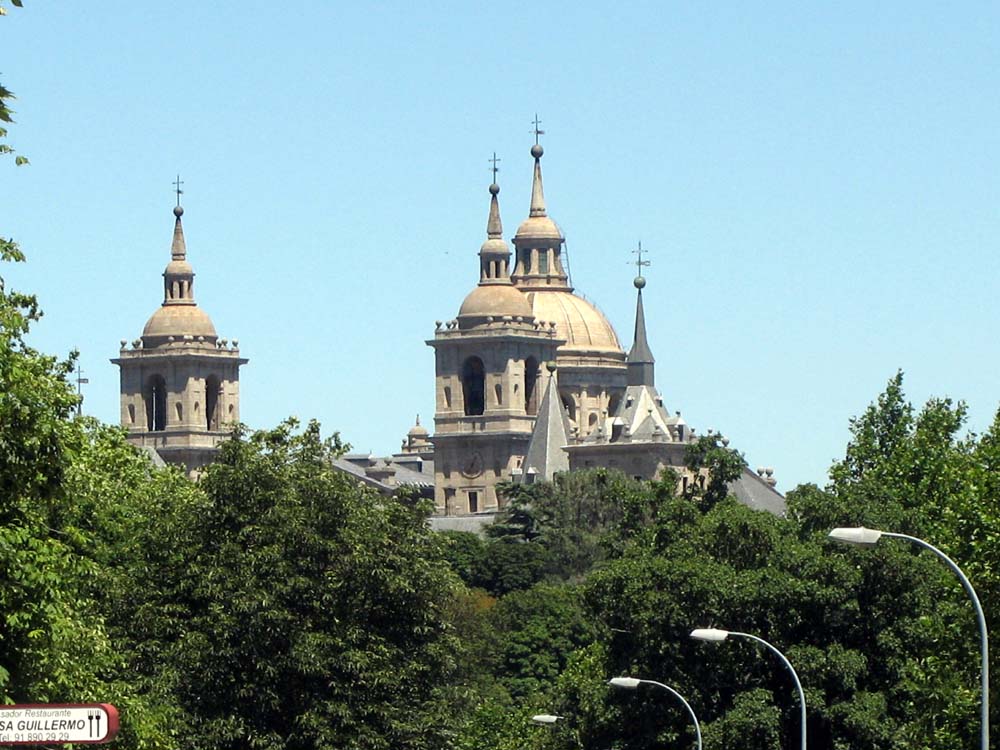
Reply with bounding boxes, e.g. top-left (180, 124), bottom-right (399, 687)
top-left (462, 451), bottom-right (484, 478)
